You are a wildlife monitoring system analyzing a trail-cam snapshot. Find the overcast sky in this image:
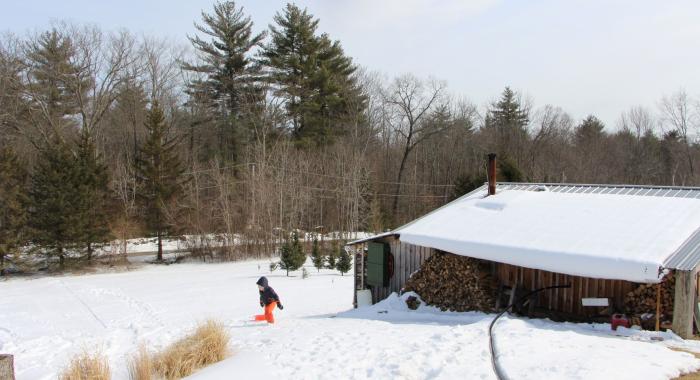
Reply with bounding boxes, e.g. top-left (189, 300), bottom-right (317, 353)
top-left (2, 0), bottom-right (699, 128)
